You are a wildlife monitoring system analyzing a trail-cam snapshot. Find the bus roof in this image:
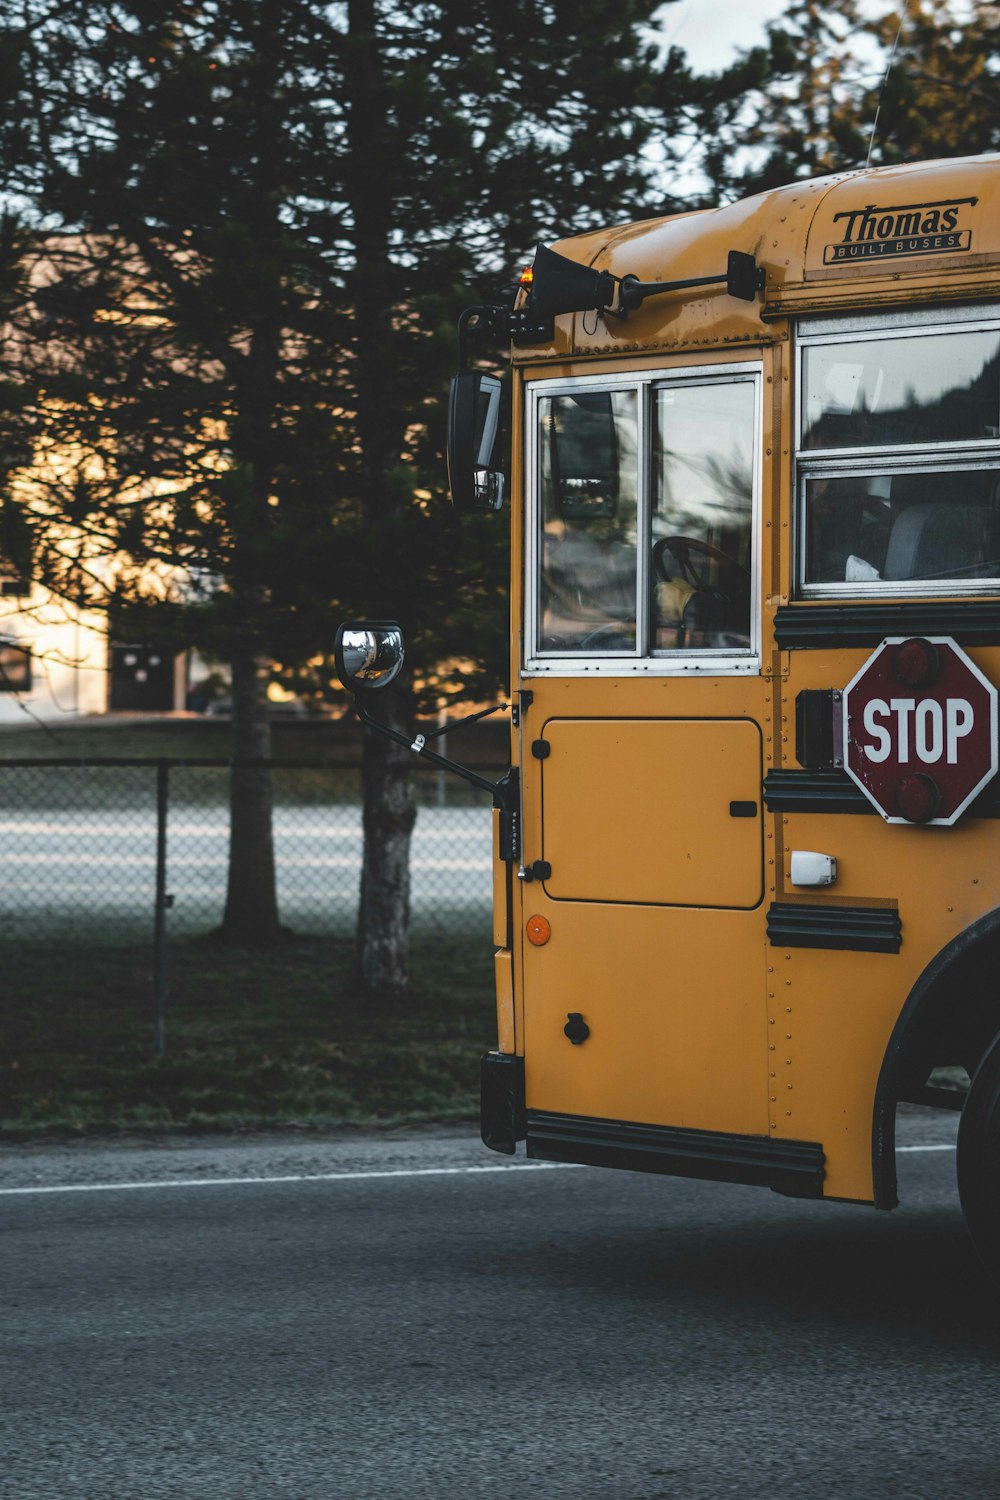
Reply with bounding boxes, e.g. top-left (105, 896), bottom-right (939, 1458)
top-left (526, 154), bottom-right (1000, 360)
